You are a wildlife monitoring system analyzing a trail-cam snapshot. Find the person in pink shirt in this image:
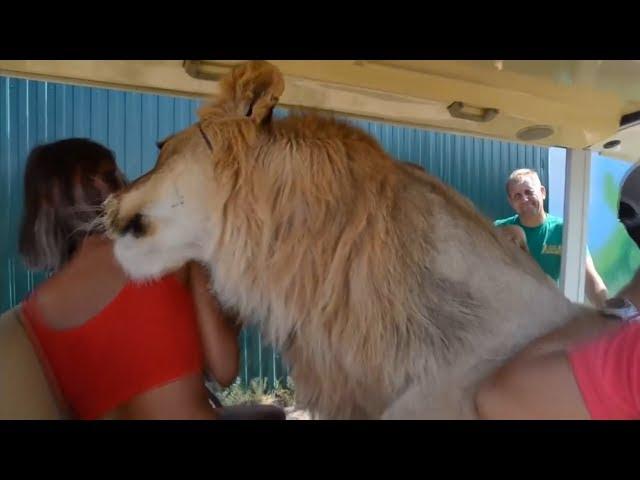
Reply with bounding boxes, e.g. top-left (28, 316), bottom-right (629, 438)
top-left (475, 162), bottom-right (640, 420)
